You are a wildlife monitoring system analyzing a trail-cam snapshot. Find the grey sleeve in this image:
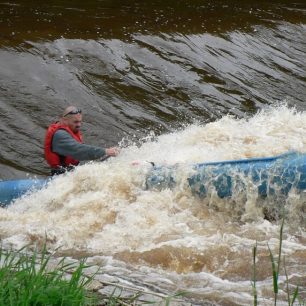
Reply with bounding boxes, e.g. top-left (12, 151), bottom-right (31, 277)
top-left (52, 130), bottom-right (106, 161)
